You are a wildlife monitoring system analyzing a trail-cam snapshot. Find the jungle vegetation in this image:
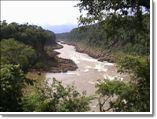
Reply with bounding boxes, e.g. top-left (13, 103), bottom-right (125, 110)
top-left (1, 0), bottom-right (150, 112)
